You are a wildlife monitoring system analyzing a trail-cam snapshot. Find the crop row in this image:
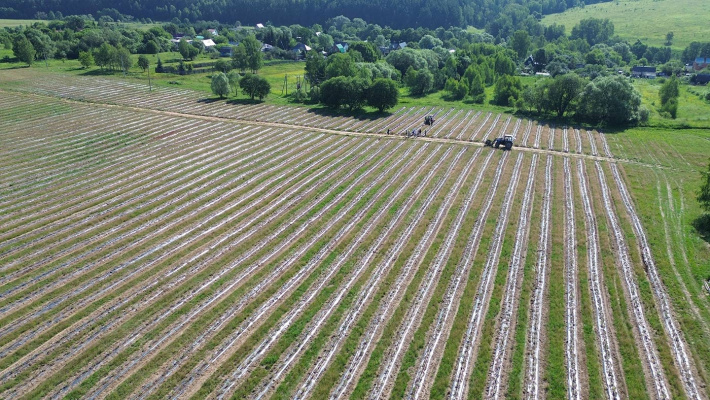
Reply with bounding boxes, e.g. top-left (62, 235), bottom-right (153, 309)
top-left (9, 75), bottom-right (613, 157)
